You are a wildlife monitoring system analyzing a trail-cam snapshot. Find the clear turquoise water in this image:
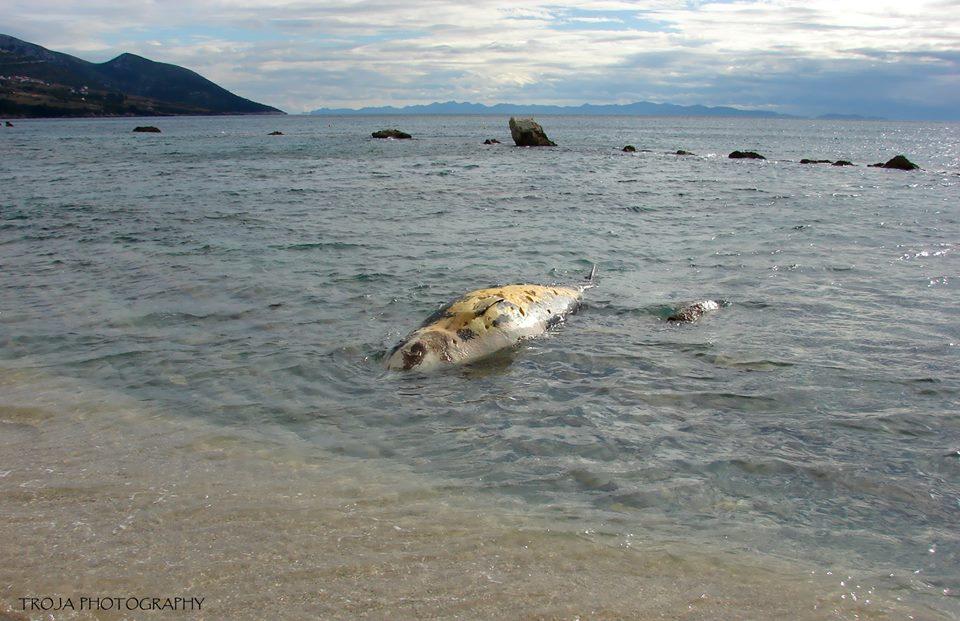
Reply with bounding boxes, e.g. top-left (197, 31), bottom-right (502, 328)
top-left (2, 115), bottom-right (959, 612)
